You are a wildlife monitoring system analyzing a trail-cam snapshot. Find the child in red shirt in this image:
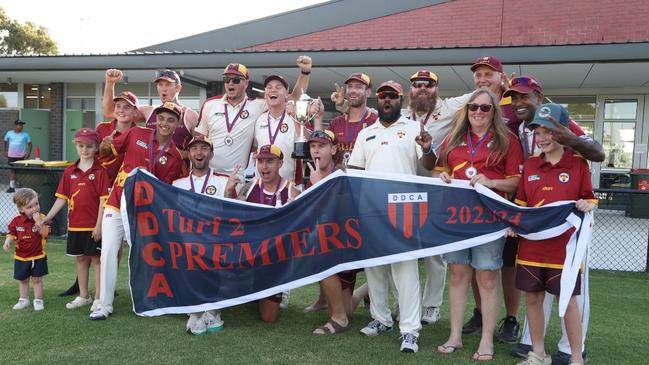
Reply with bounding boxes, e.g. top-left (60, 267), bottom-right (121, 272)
top-left (3, 188), bottom-right (49, 311)
top-left (514, 104), bottom-right (596, 365)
